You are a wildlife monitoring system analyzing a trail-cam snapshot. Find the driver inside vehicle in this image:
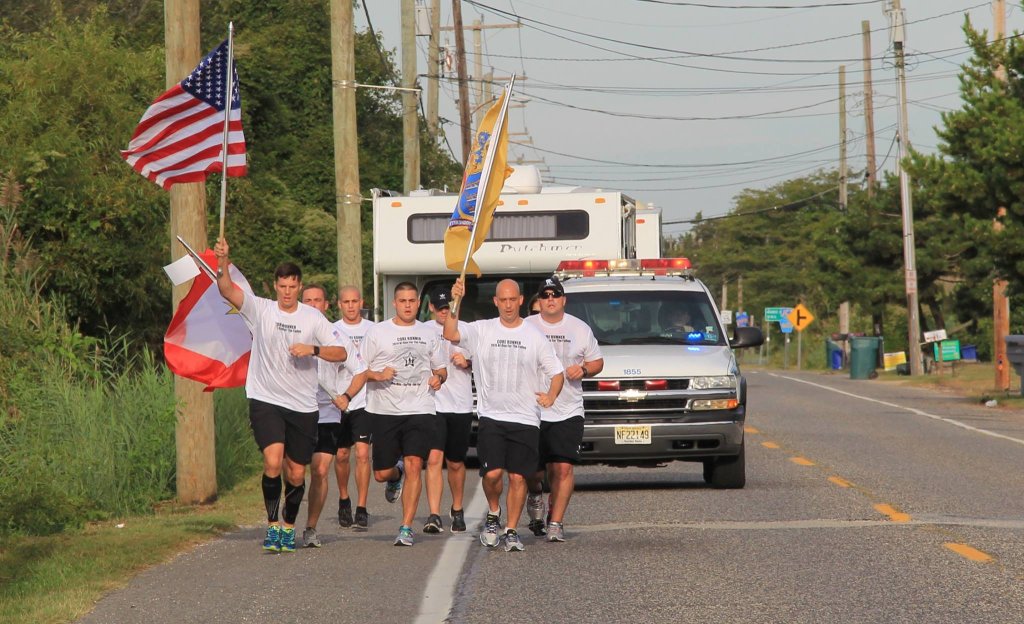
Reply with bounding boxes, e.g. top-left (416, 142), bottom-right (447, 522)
top-left (659, 305), bottom-right (695, 334)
